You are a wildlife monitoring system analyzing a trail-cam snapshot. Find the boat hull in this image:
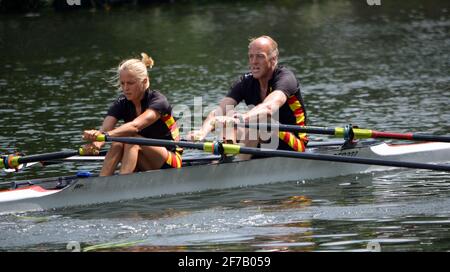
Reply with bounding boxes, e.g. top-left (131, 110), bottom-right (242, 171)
top-left (1, 141), bottom-right (449, 214)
